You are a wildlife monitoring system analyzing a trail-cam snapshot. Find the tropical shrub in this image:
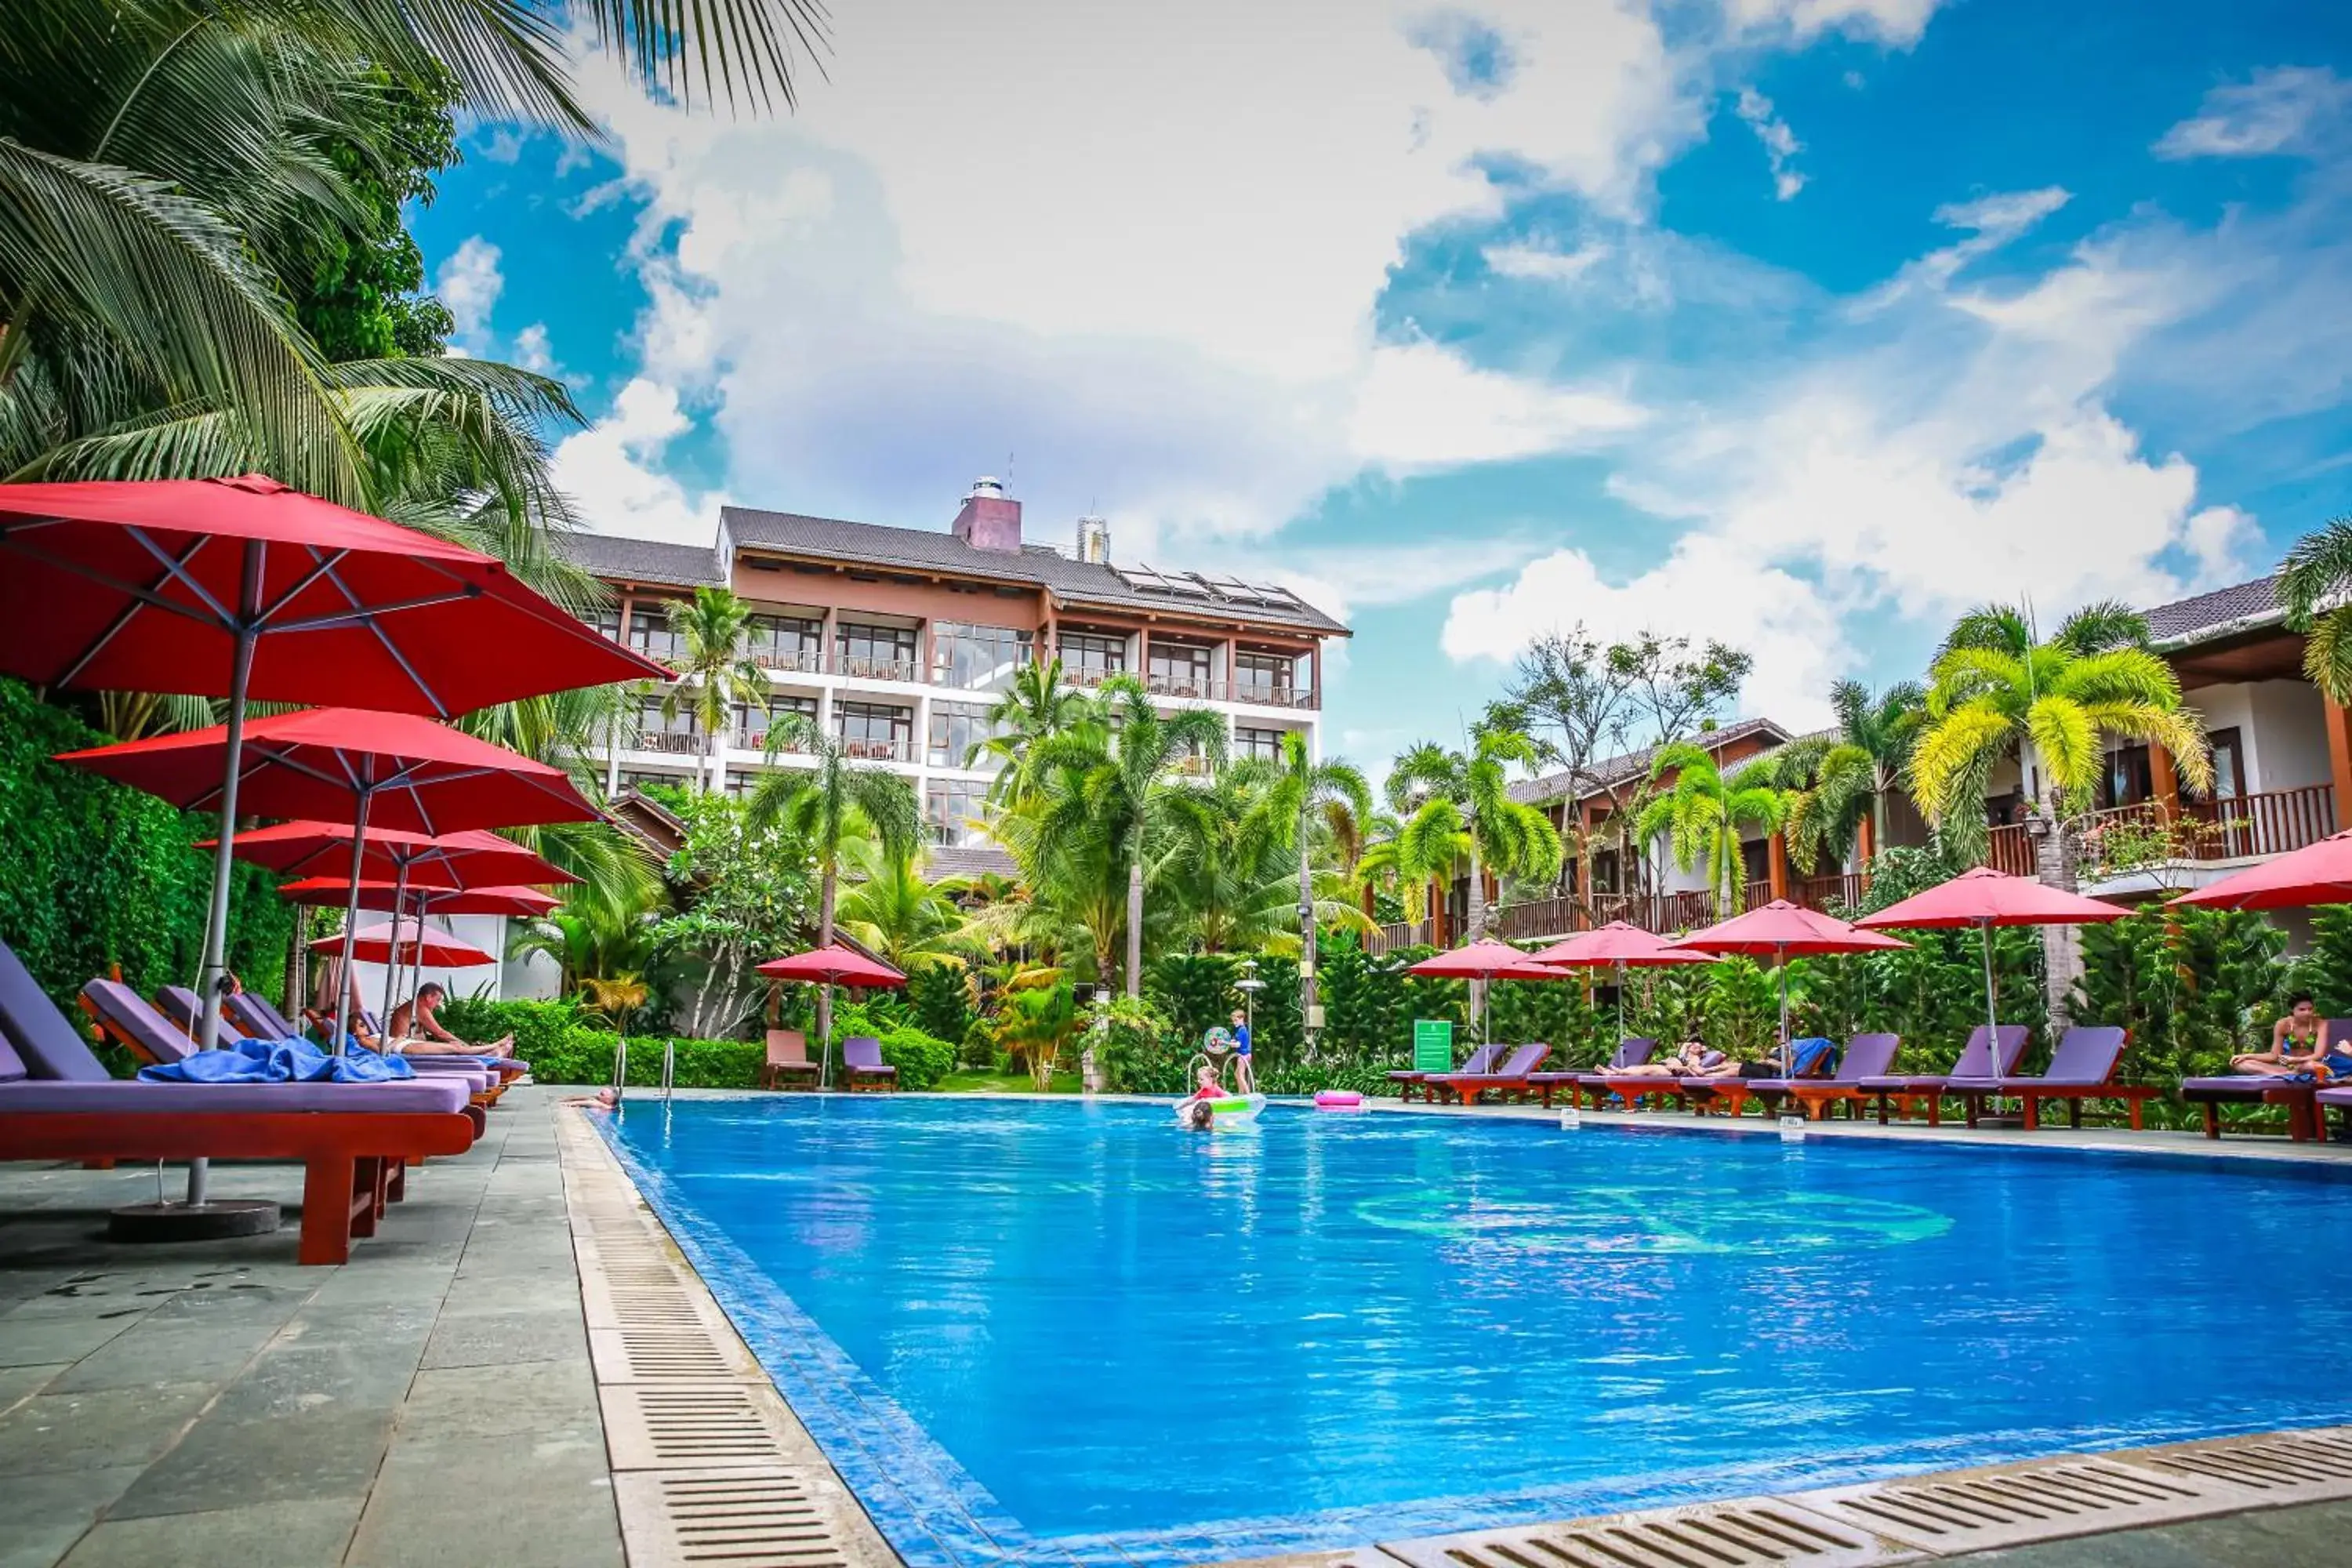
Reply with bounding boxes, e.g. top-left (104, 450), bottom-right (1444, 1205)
top-left (1146, 953), bottom-right (1237, 1047)
top-left (877, 1027), bottom-right (956, 1092)
top-left (990, 970), bottom-right (1081, 1090)
top-left (1090, 996), bottom-right (1189, 1094)
top-left (908, 964), bottom-right (975, 1046)
top-left (1700, 956), bottom-right (1780, 1059)
top-left (2075, 909), bottom-right (2286, 1095)
top-left (0, 680), bottom-right (295, 1023)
